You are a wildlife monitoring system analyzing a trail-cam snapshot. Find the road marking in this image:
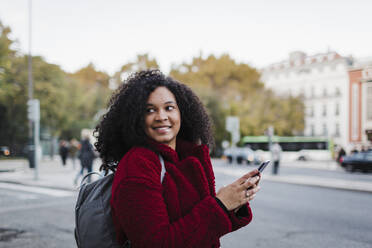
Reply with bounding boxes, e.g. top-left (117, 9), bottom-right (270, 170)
top-left (0, 182), bottom-right (73, 197)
